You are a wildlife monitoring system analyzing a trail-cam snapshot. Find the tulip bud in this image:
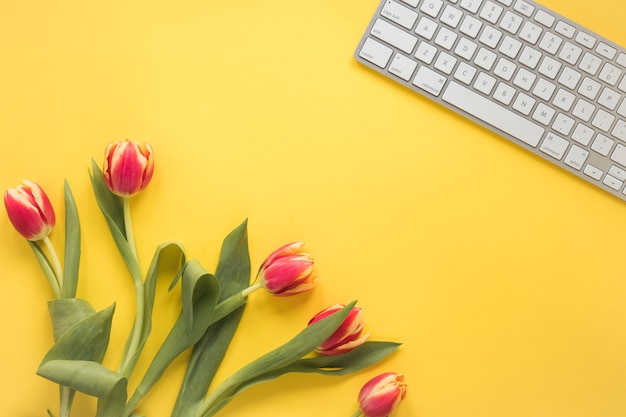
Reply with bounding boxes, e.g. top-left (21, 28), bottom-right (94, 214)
top-left (4, 180), bottom-right (56, 241)
top-left (259, 242), bottom-right (318, 296)
top-left (358, 373), bottom-right (407, 417)
top-left (103, 140), bottom-right (154, 197)
top-left (308, 304), bottom-right (369, 356)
